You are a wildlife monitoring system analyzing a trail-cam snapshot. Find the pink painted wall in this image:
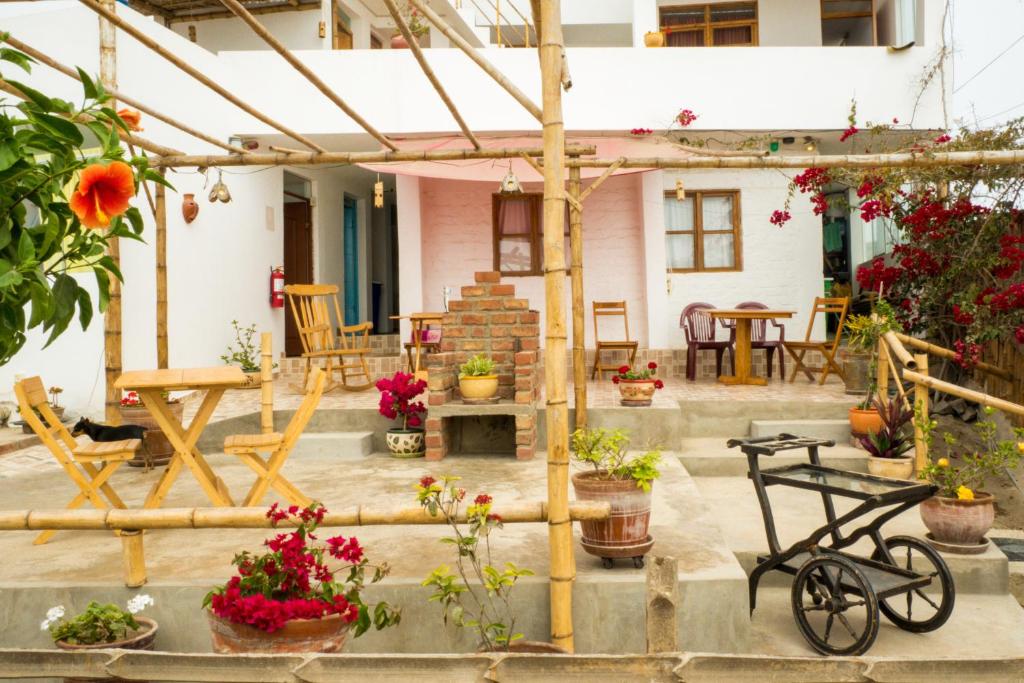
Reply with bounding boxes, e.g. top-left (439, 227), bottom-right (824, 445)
top-left (419, 174), bottom-right (649, 347)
